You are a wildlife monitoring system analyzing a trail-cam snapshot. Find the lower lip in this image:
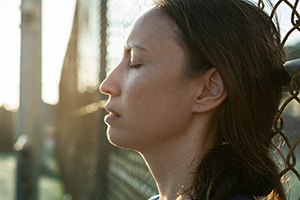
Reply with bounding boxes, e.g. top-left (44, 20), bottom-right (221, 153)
top-left (104, 114), bottom-right (121, 122)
